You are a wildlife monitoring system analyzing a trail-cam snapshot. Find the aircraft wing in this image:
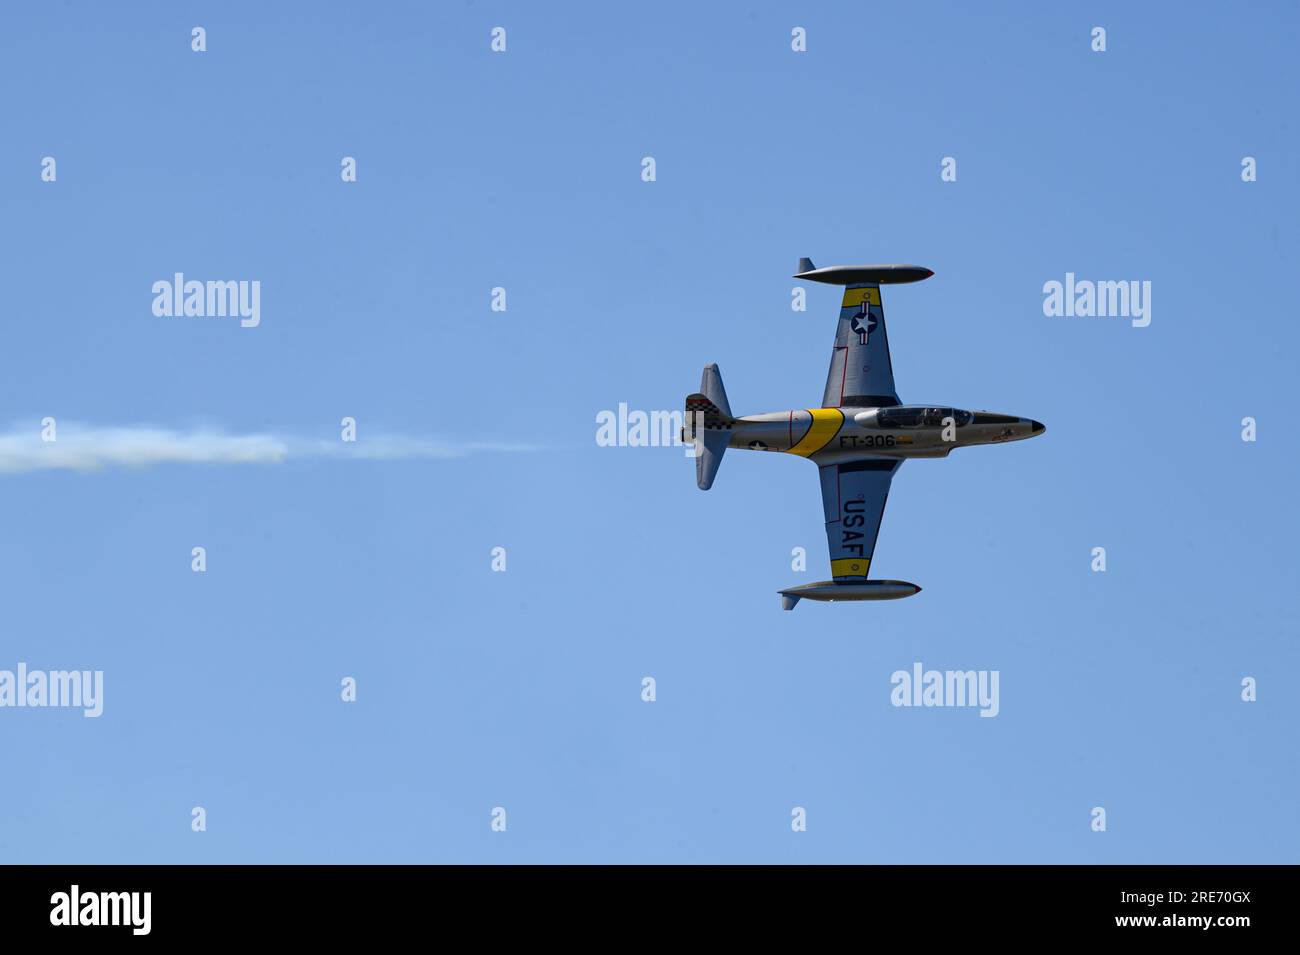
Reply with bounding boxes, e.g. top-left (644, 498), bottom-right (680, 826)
top-left (818, 459), bottom-right (901, 579)
top-left (794, 260), bottom-right (932, 409)
top-left (821, 282), bottom-right (900, 408)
